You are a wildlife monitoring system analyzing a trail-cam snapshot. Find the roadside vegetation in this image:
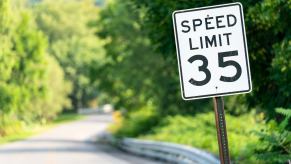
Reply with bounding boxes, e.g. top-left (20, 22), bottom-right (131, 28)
top-left (0, 0), bottom-right (290, 163)
top-left (0, 0), bottom-right (103, 141)
top-left (97, 0), bottom-right (291, 163)
top-left (0, 113), bottom-right (84, 144)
